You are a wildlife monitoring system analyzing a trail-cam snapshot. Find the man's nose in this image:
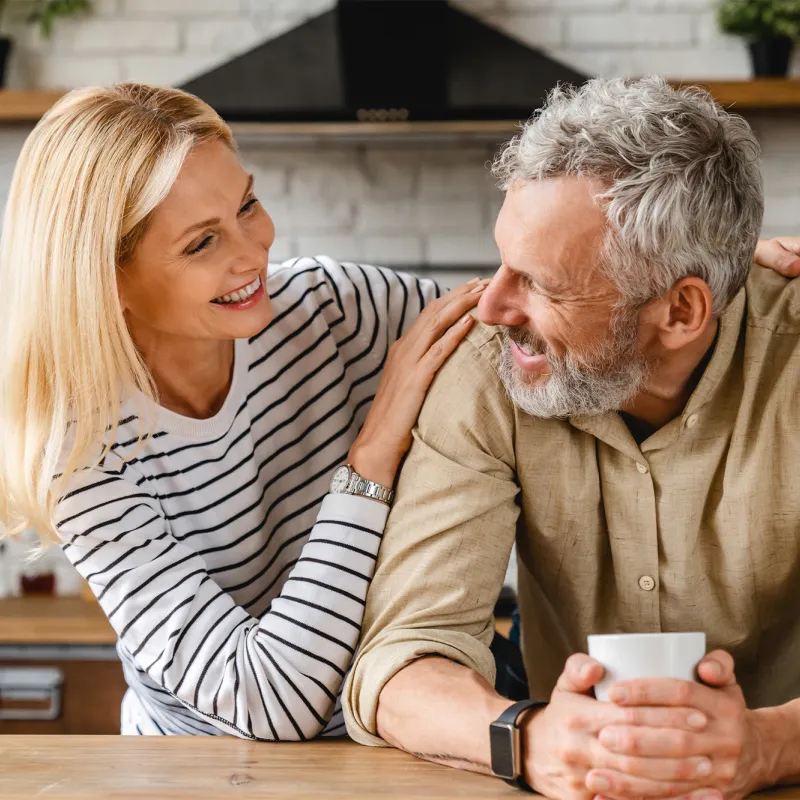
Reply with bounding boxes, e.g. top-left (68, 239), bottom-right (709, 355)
top-left (477, 264), bottom-right (528, 328)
